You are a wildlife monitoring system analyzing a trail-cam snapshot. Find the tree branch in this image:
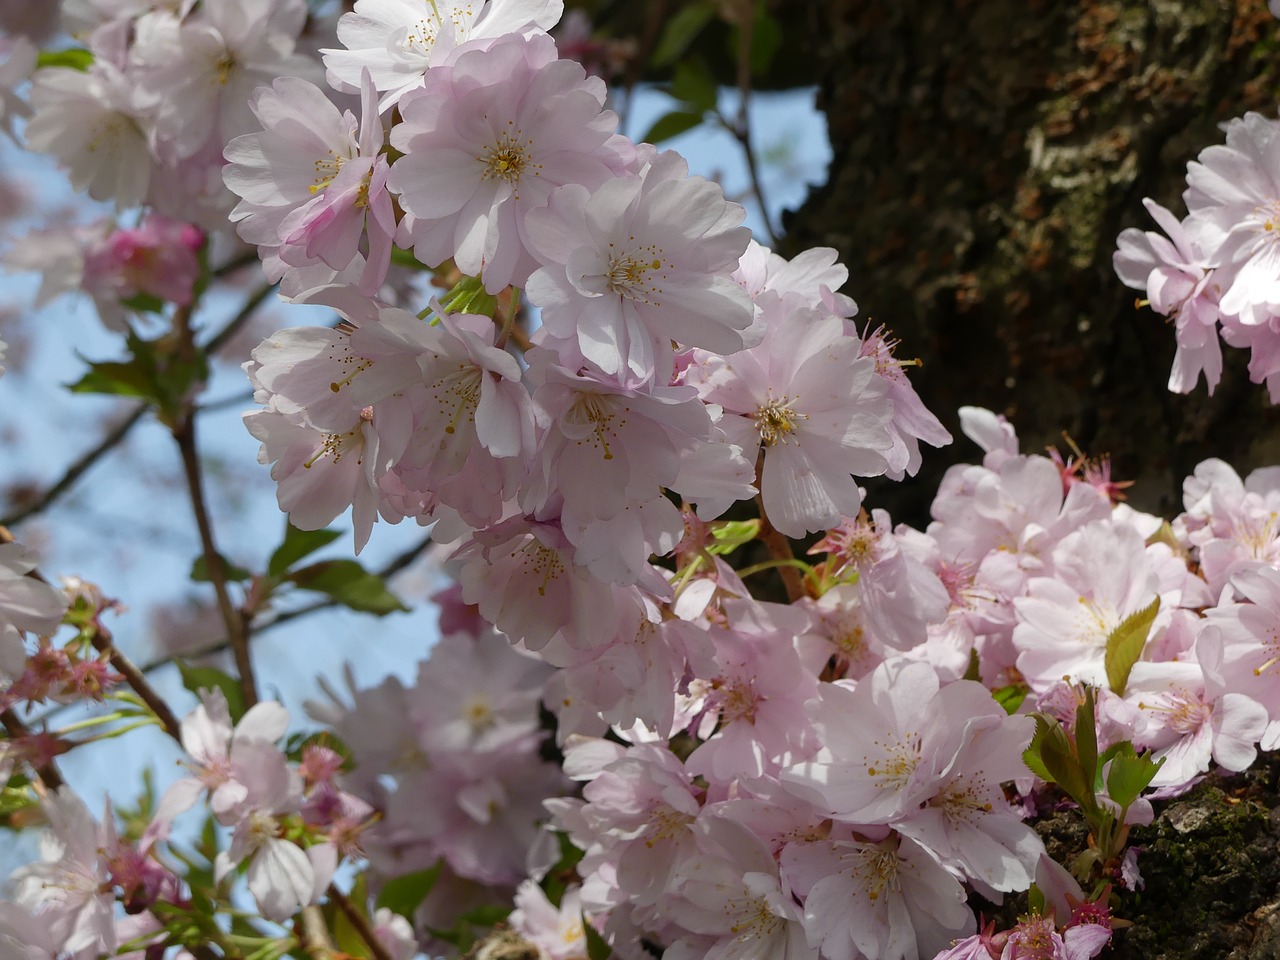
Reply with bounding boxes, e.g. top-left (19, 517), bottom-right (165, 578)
top-left (0, 405), bottom-right (148, 528)
top-left (2, 281), bottom-right (275, 529)
top-left (723, 1), bottom-right (779, 246)
top-left (173, 411), bottom-right (257, 708)
top-left (88, 627), bottom-right (183, 743)
top-left (0, 709), bottom-right (65, 790)
top-left (203, 283), bottom-right (276, 355)
top-left (328, 884), bottom-right (392, 960)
